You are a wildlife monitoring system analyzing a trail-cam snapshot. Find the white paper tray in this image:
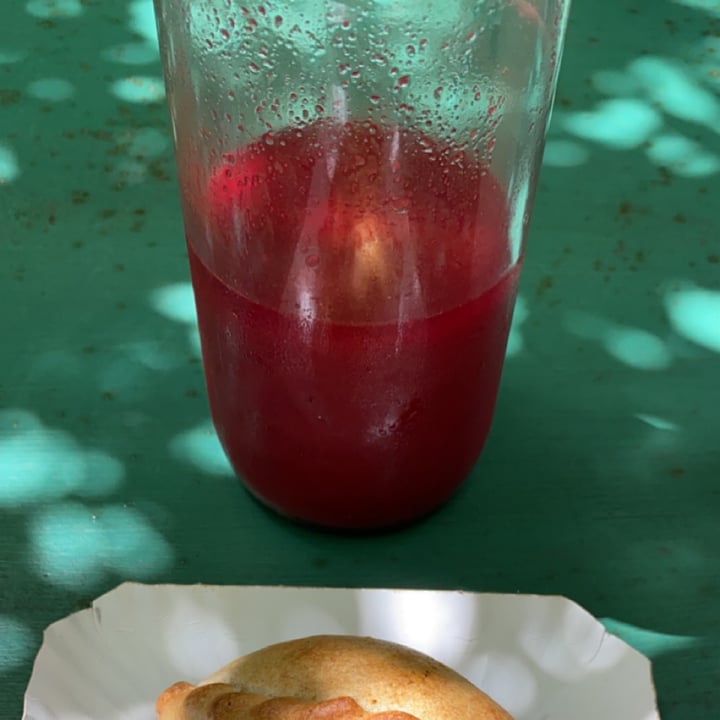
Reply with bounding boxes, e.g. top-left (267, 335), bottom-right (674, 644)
top-left (23, 583), bottom-right (660, 720)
